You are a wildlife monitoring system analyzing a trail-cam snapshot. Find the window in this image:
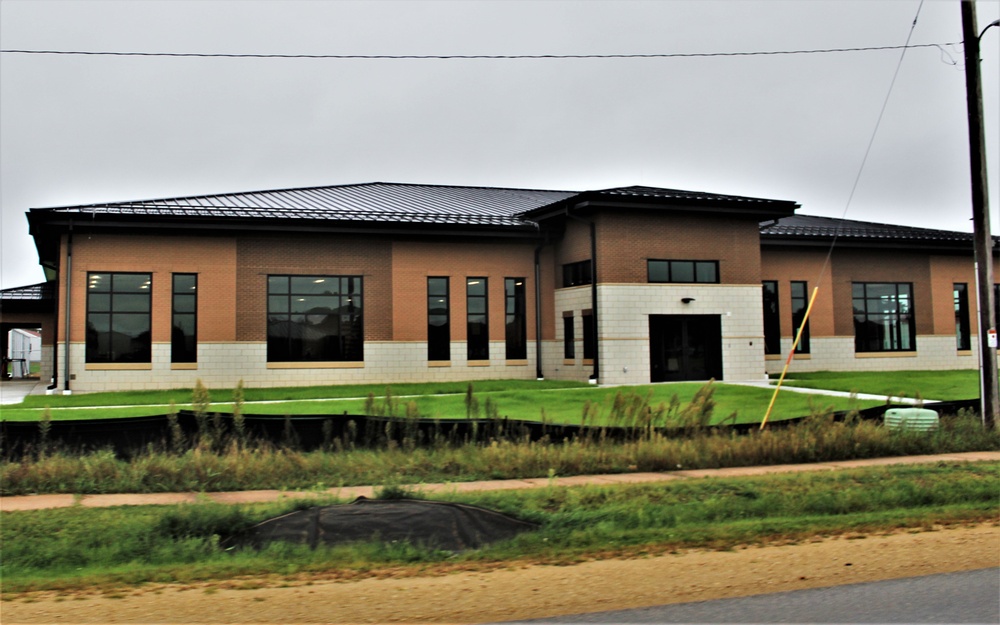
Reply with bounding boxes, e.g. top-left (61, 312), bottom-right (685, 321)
top-left (427, 277), bottom-right (450, 361)
top-left (852, 283), bottom-right (915, 352)
top-left (762, 281), bottom-right (781, 355)
top-left (648, 260), bottom-right (719, 284)
top-left (467, 278), bottom-right (489, 360)
top-left (505, 278), bottom-right (527, 359)
top-left (562, 260), bottom-right (592, 287)
top-left (172, 274), bottom-right (197, 363)
top-left (582, 310), bottom-right (595, 360)
top-left (267, 275), bottom-right (363, 362)
top-left (954, 283), bottom-right (971, 351)
top-left (563, 313), bottom-right (575, 359)
top-left (86, 272), bottom-right (152, 363)
top-left (790, 281), bottom-right (811, 354)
